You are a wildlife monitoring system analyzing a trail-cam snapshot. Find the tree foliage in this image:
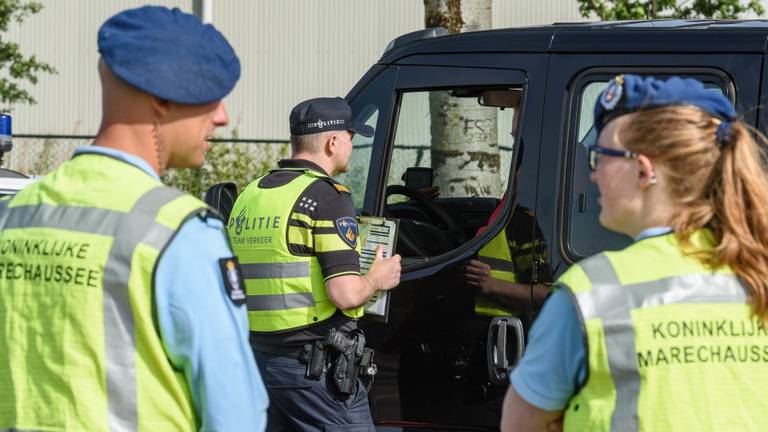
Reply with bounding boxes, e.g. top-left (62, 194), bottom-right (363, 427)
top-left (163, 140), bottom-right (289, 199)
top-left (0, 0), bottom-right (55, 109)
top-left (578, 0), bottom-right (764, 20)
